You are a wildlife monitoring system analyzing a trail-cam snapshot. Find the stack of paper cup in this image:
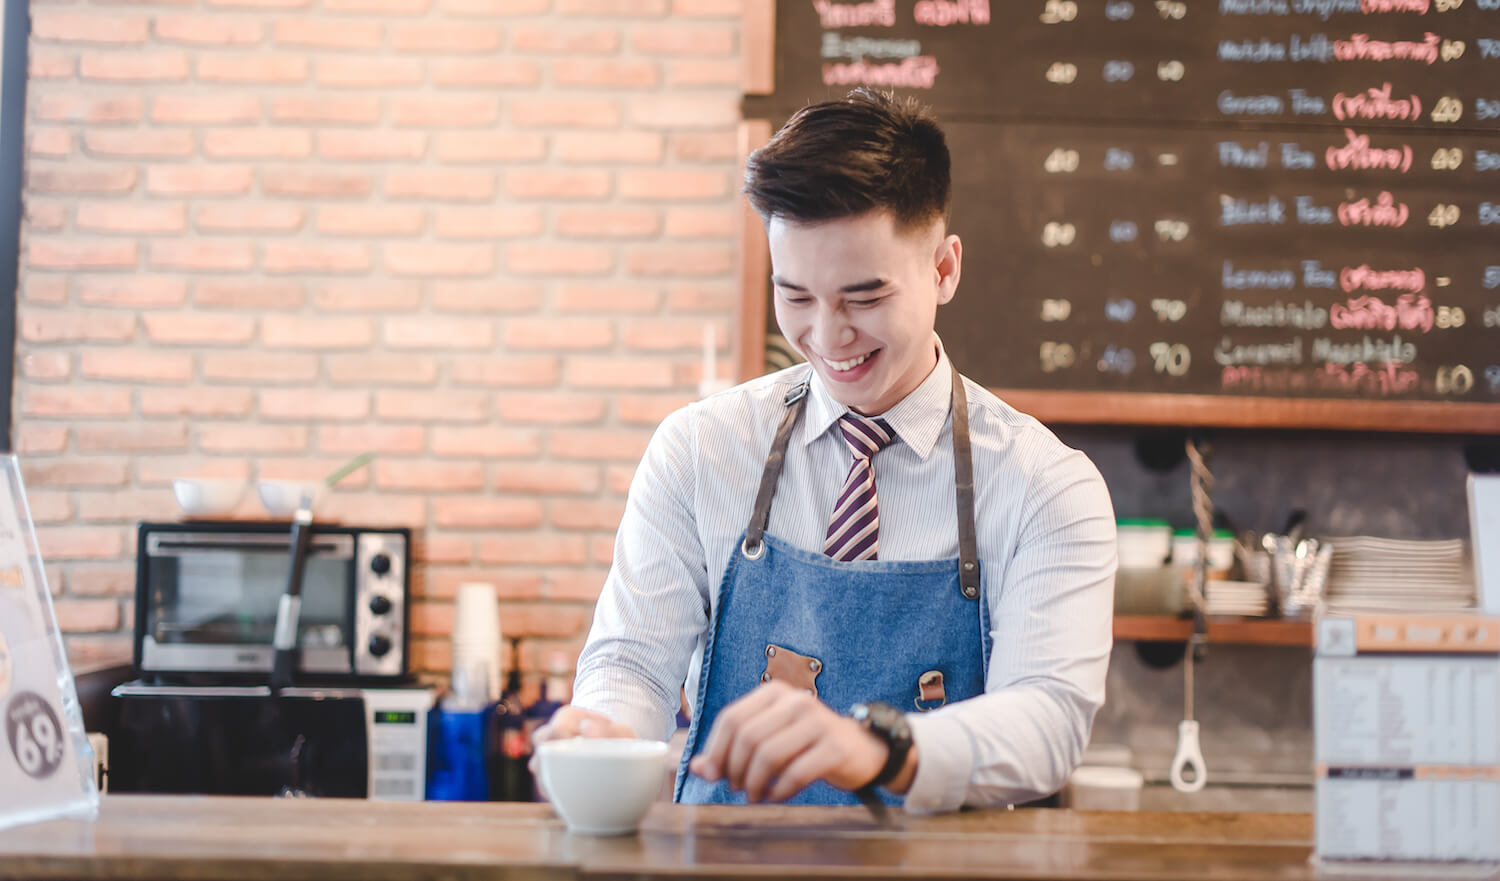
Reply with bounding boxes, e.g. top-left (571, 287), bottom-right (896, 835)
top-left (452, 582), bottom-right (502, 704)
